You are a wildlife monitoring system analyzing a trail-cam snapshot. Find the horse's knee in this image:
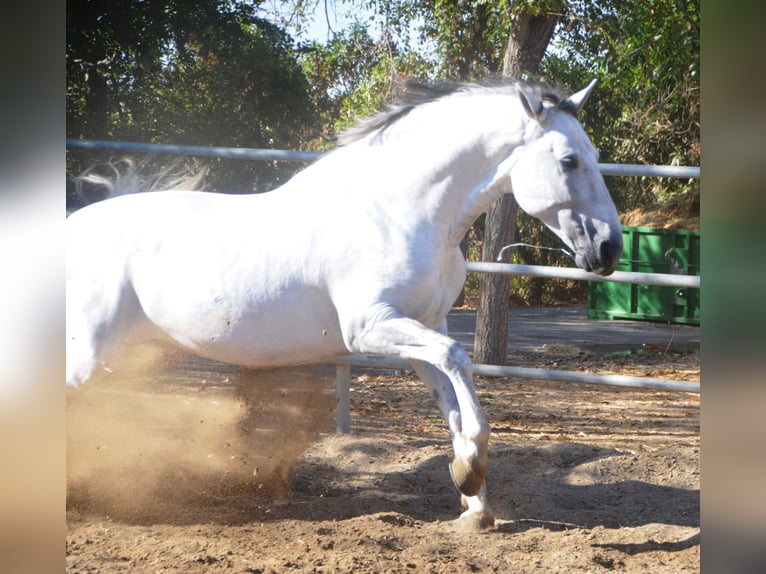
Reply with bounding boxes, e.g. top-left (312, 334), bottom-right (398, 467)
top-left (444, 340), bottom-right (472, 375)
